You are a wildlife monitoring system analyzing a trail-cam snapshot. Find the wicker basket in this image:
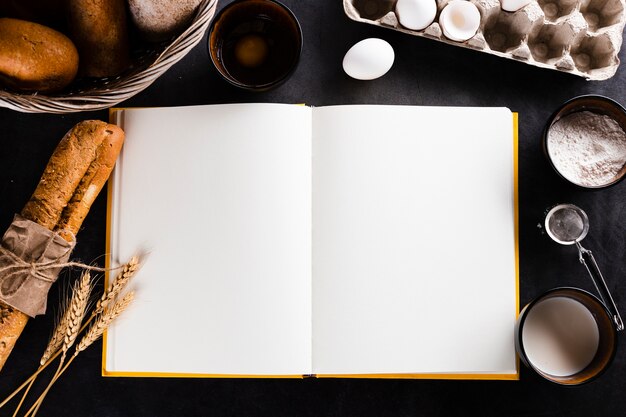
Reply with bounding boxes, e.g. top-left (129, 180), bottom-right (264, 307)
top-left (0, 0), bottom-right (218, 114)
